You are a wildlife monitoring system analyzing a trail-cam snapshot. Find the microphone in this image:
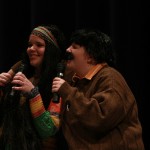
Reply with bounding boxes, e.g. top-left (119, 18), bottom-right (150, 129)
top-left (9, 63), bottom-right (27, 97)
top-left (52, 62), bottom-right (65, 103)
